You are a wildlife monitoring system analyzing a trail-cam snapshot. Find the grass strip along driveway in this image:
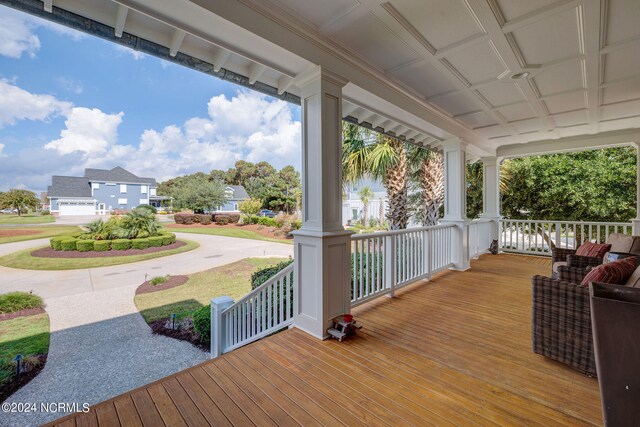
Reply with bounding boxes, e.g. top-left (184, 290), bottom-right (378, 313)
top-left (0, 226), bottom-right (81, 245)
top-left (162, 225), bottom-right (292, 245)
top-left (0, 239), bottom-right (199, 270)
top-left (0, 214), bottom-right (55, 225)
top-left (135, 257), bottom-right (285, 323)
